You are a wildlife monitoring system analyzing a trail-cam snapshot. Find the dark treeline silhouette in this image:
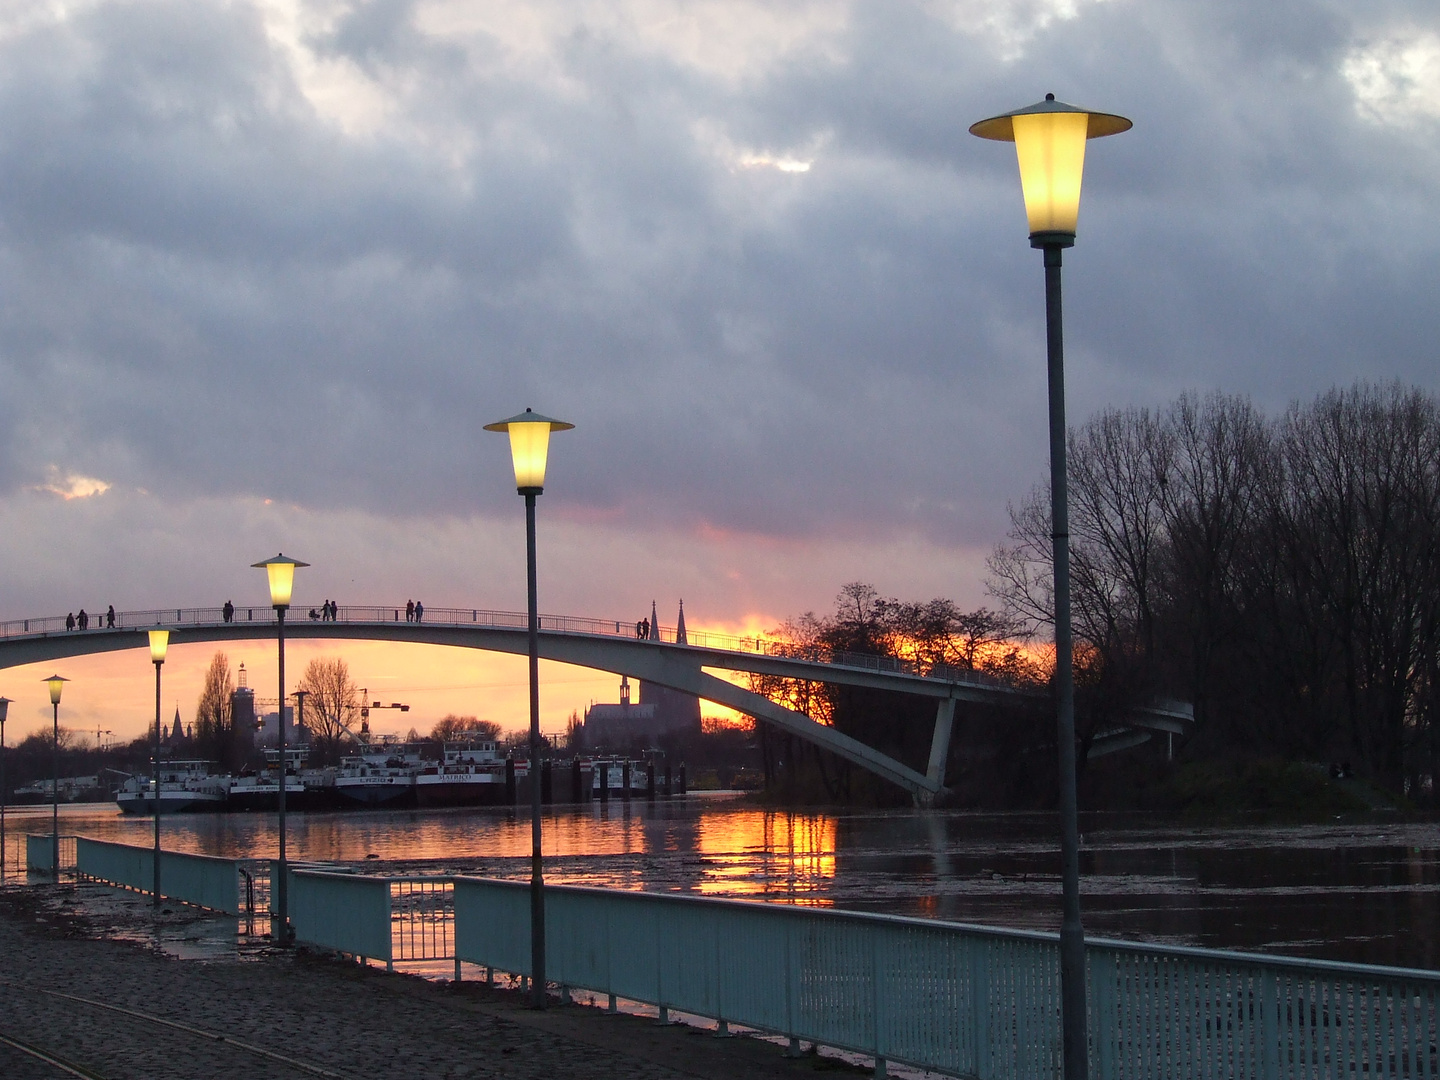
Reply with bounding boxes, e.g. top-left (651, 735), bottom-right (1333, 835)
top-left (990, 382), bottom-right (1440, 804)
top-left (748, 584), bottom-right (1045, 805)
